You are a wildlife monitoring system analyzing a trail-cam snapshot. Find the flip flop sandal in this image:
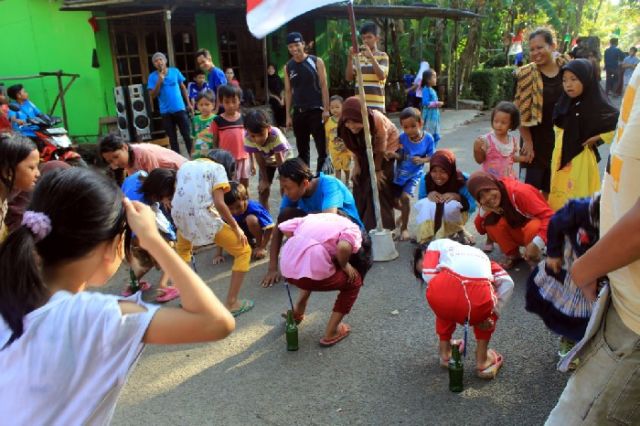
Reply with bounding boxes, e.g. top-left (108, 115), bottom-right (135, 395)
top-left (319, 323), bottom-right (351, 347)
top-left (476, 349), bottom-right (504, 380)
top-left (121, 280), bottom-right (152, 297)
top-left (439, 339), bottom-right (465, 368)
top-left (156, 286), bottom-right (180, 303)
top-left (280, 311), bottom-right (304, 324)
top-left (231, 299), bottom-right (255, 317)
